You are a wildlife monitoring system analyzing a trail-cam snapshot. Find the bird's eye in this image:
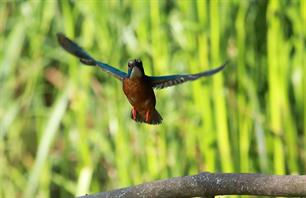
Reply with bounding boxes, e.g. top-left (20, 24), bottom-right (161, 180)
top-left (135, 59), bottom-right (142, 64)
top-left (128, 60), bottom-right (134, 67)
